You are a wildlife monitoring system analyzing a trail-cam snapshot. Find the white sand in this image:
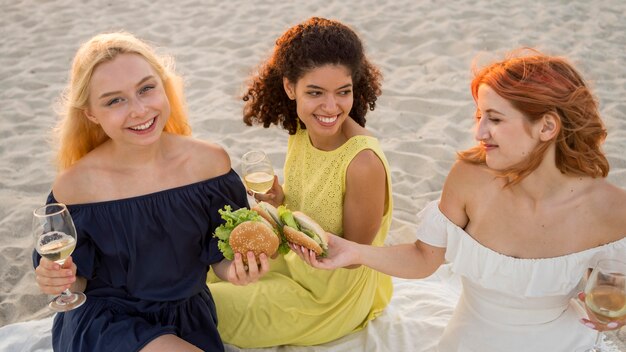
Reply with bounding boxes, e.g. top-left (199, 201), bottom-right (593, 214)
top-left (1, 0), bottom-right (624, 347)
